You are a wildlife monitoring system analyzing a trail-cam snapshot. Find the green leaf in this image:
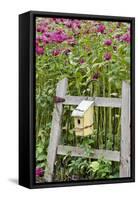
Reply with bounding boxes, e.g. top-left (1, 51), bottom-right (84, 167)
top-left (90, 161), bottom-right (100, 172)
top-left (37, 154), bottom-right (46, 161)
